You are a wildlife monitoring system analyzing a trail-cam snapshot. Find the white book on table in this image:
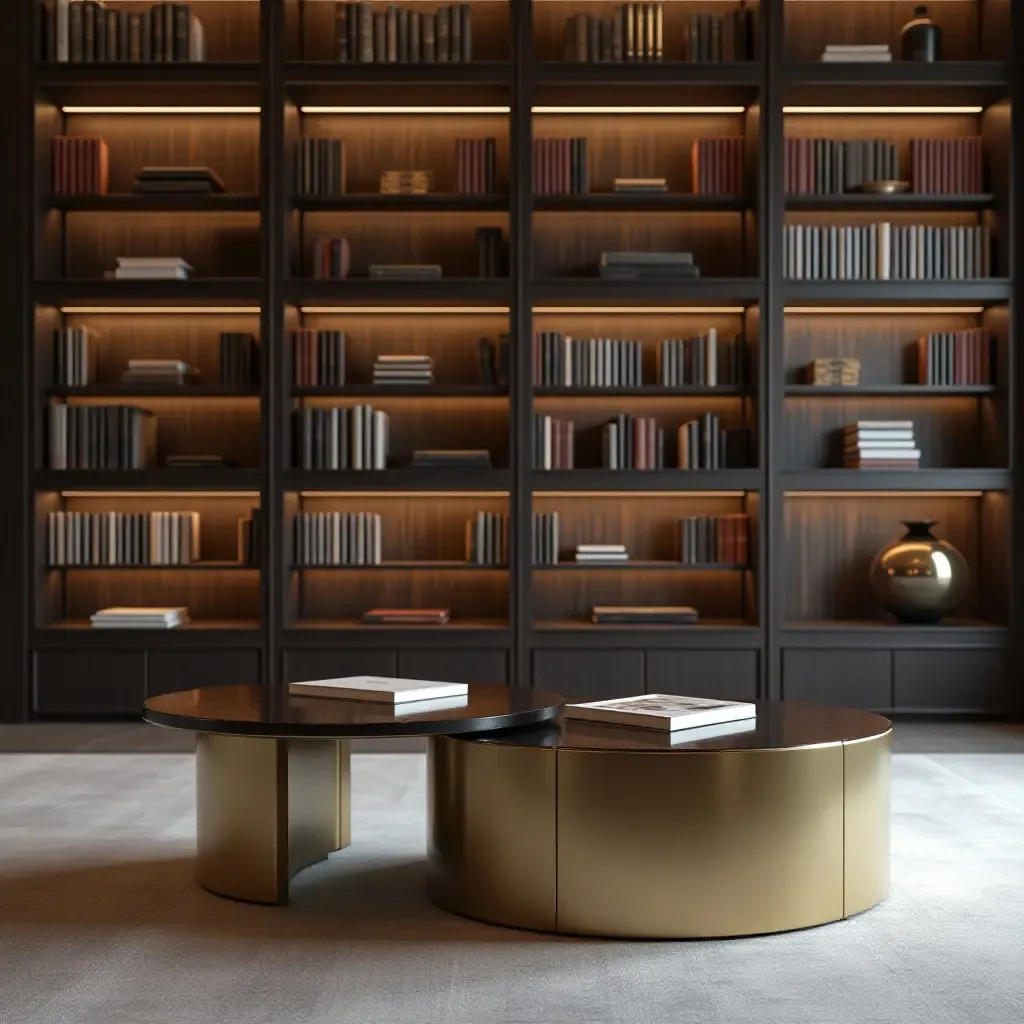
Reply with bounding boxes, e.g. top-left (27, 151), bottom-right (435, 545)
top-left (565, 693), bottom-right (756, 733)
top-left (288, 675), bottom-right (469, 703)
